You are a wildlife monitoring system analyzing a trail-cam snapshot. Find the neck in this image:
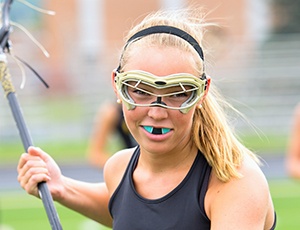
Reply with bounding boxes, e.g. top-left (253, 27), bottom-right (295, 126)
top-left (138, 140), bottom-right (198, 174)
